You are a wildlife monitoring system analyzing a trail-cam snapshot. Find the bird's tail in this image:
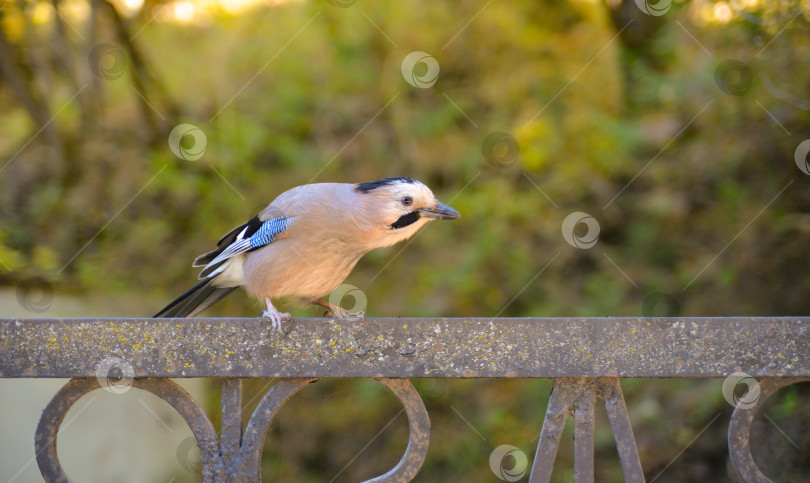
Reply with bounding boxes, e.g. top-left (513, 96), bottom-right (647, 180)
top-left (154, 277), bottom-right (236, 318)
